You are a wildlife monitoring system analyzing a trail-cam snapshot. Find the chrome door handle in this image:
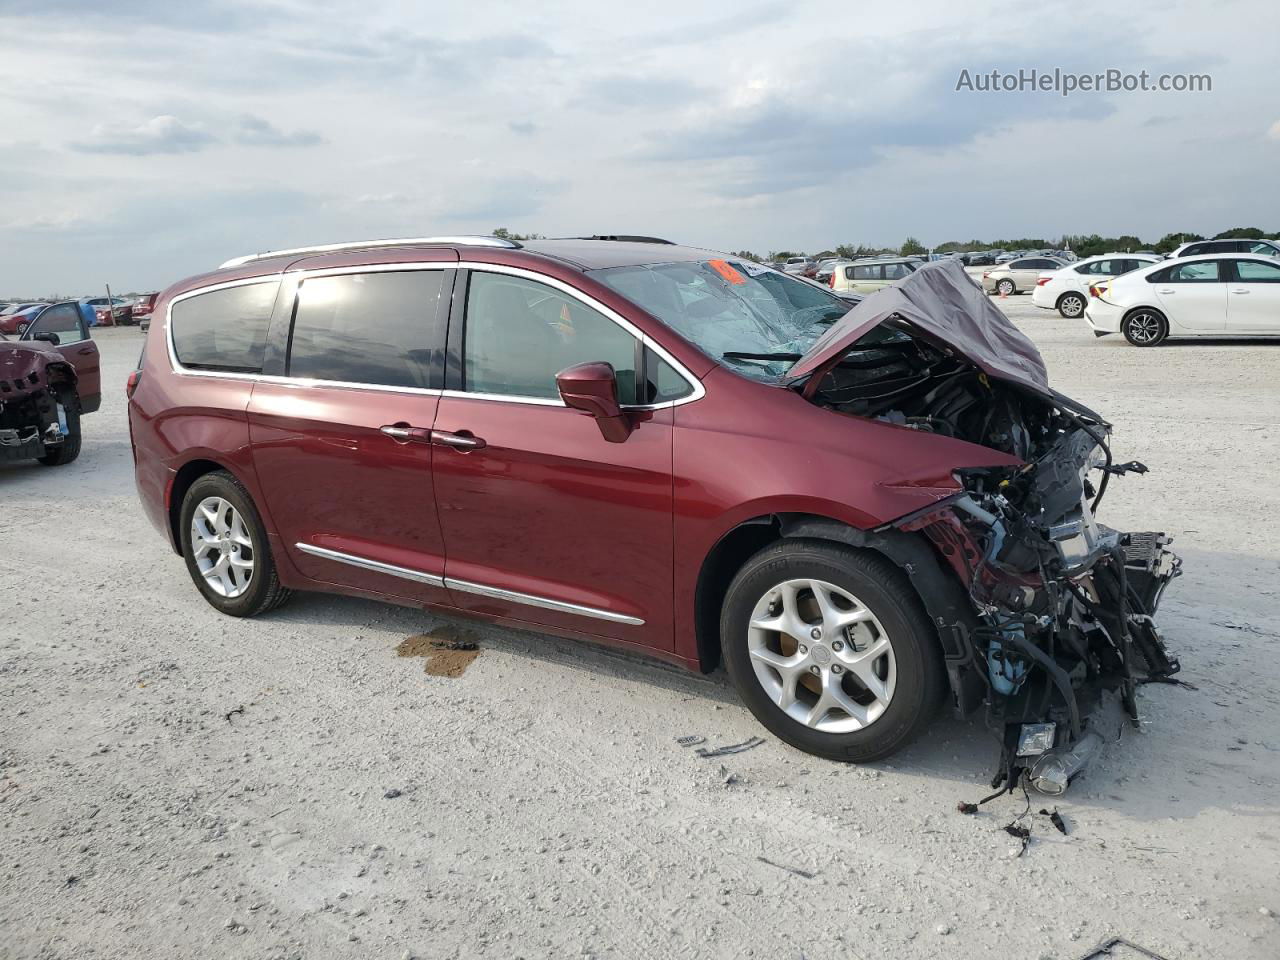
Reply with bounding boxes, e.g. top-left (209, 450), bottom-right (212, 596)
top-left (380, 424), bottom-right (432, 443)
top-left (431, 429), bottom-right (486, 450)
top-left (1157, 288), bottom-right (1175, 294)
top-left (1231, 288), bottom-right (1250, 294)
